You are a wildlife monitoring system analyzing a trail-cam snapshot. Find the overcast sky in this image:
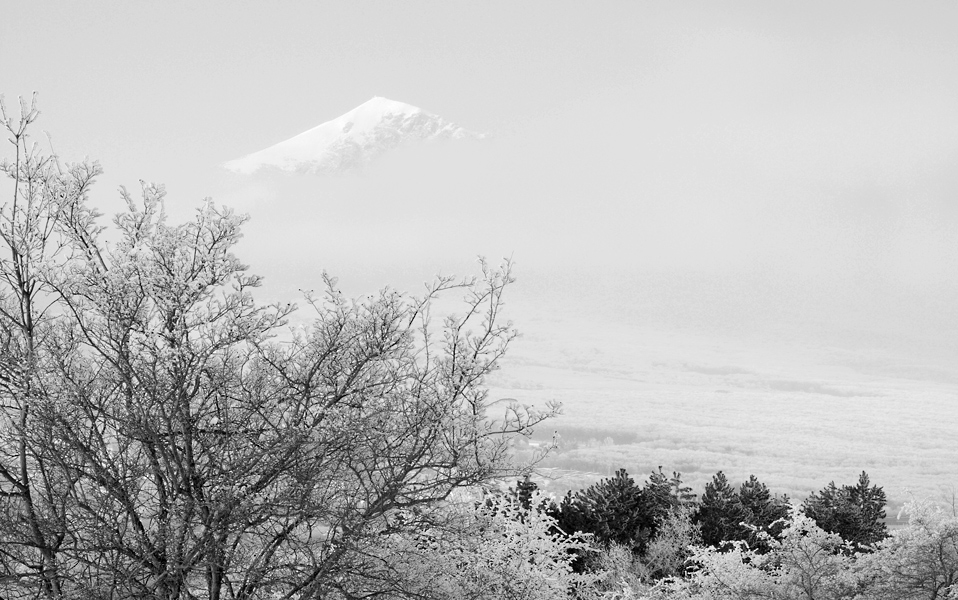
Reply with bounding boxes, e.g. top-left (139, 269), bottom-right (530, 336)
top-left (4, 1), bottom-right (958, 368)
